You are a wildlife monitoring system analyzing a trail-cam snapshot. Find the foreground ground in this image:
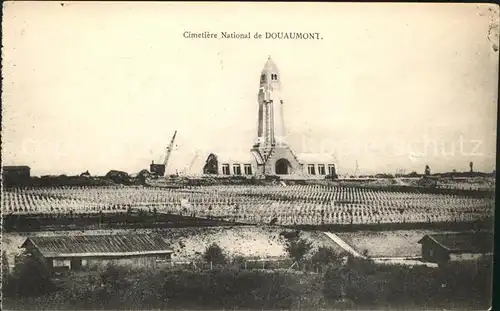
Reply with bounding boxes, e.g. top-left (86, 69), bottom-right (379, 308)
top-left (3, 224), bottom-right (480, 271)
top-left (3, 254), bottom-right (492, 311)
top-left (3, 224), bottom-right (493, 310)
top-left (2, 225), bottom-right (345, 268)
top-left (335, 229), bottom-right (448, 258)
